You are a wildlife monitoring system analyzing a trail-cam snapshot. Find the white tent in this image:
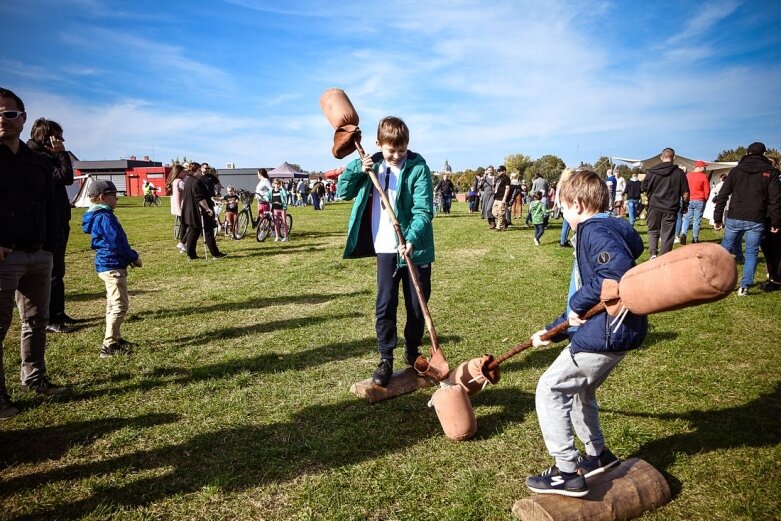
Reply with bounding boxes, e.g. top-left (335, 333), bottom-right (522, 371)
top-left (611, 154), bottom-right (737, 184)
top-left (70, 175), bottom-right (95, 208)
